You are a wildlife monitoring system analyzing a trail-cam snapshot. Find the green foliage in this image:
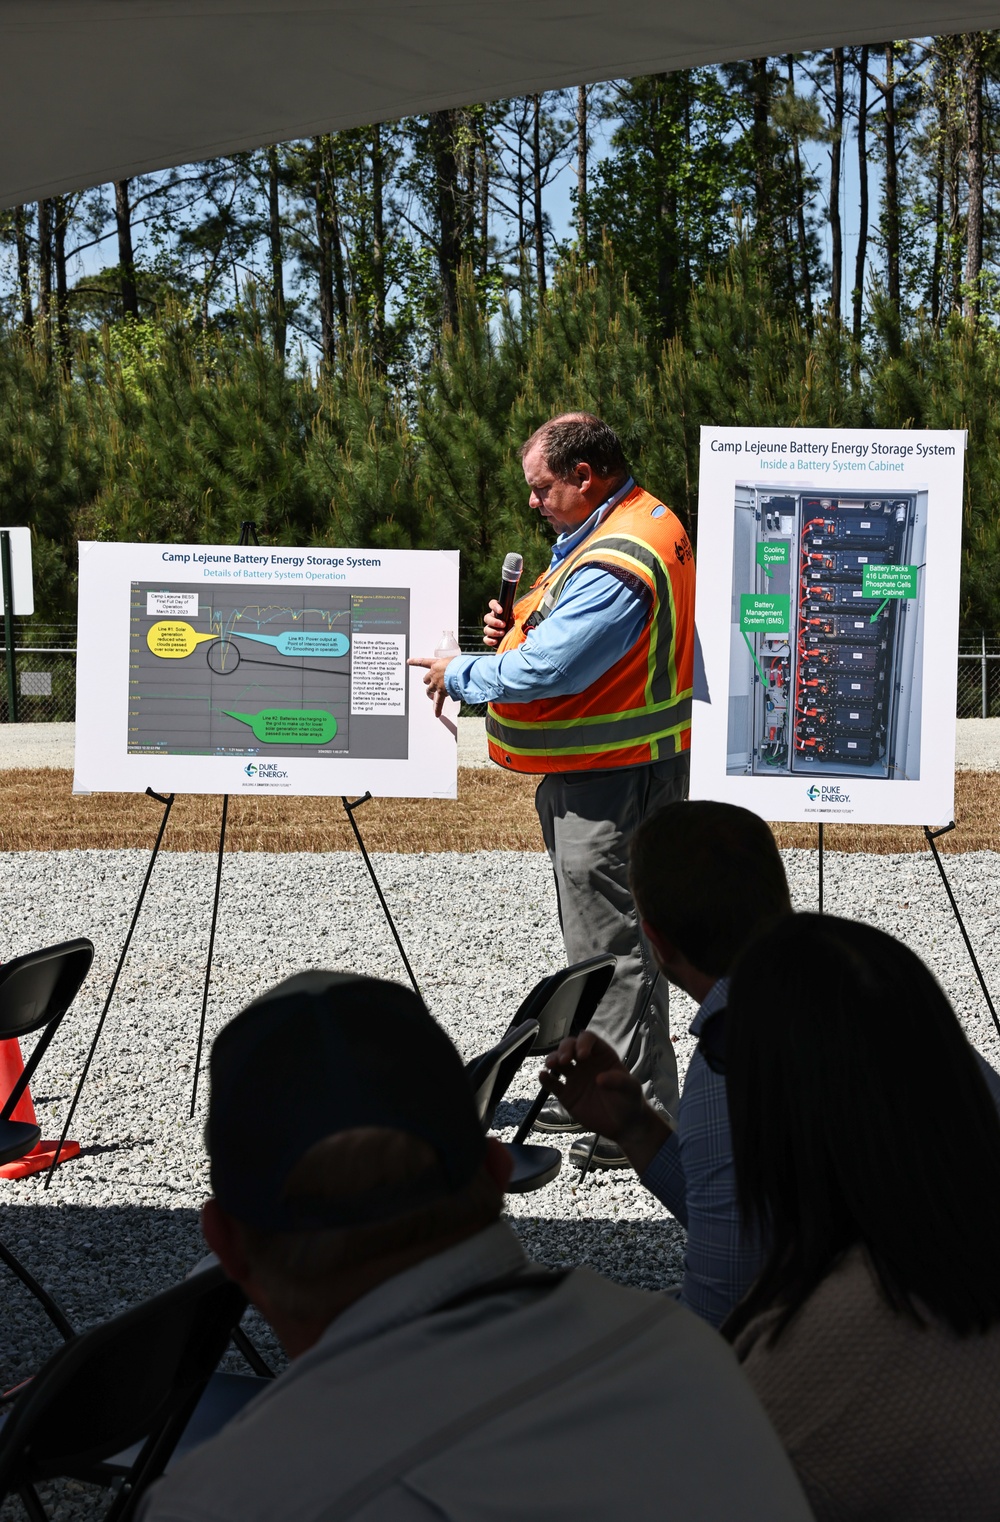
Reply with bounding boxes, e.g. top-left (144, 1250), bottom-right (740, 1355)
top-left (5, 243), bottom-right (1000, 632)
